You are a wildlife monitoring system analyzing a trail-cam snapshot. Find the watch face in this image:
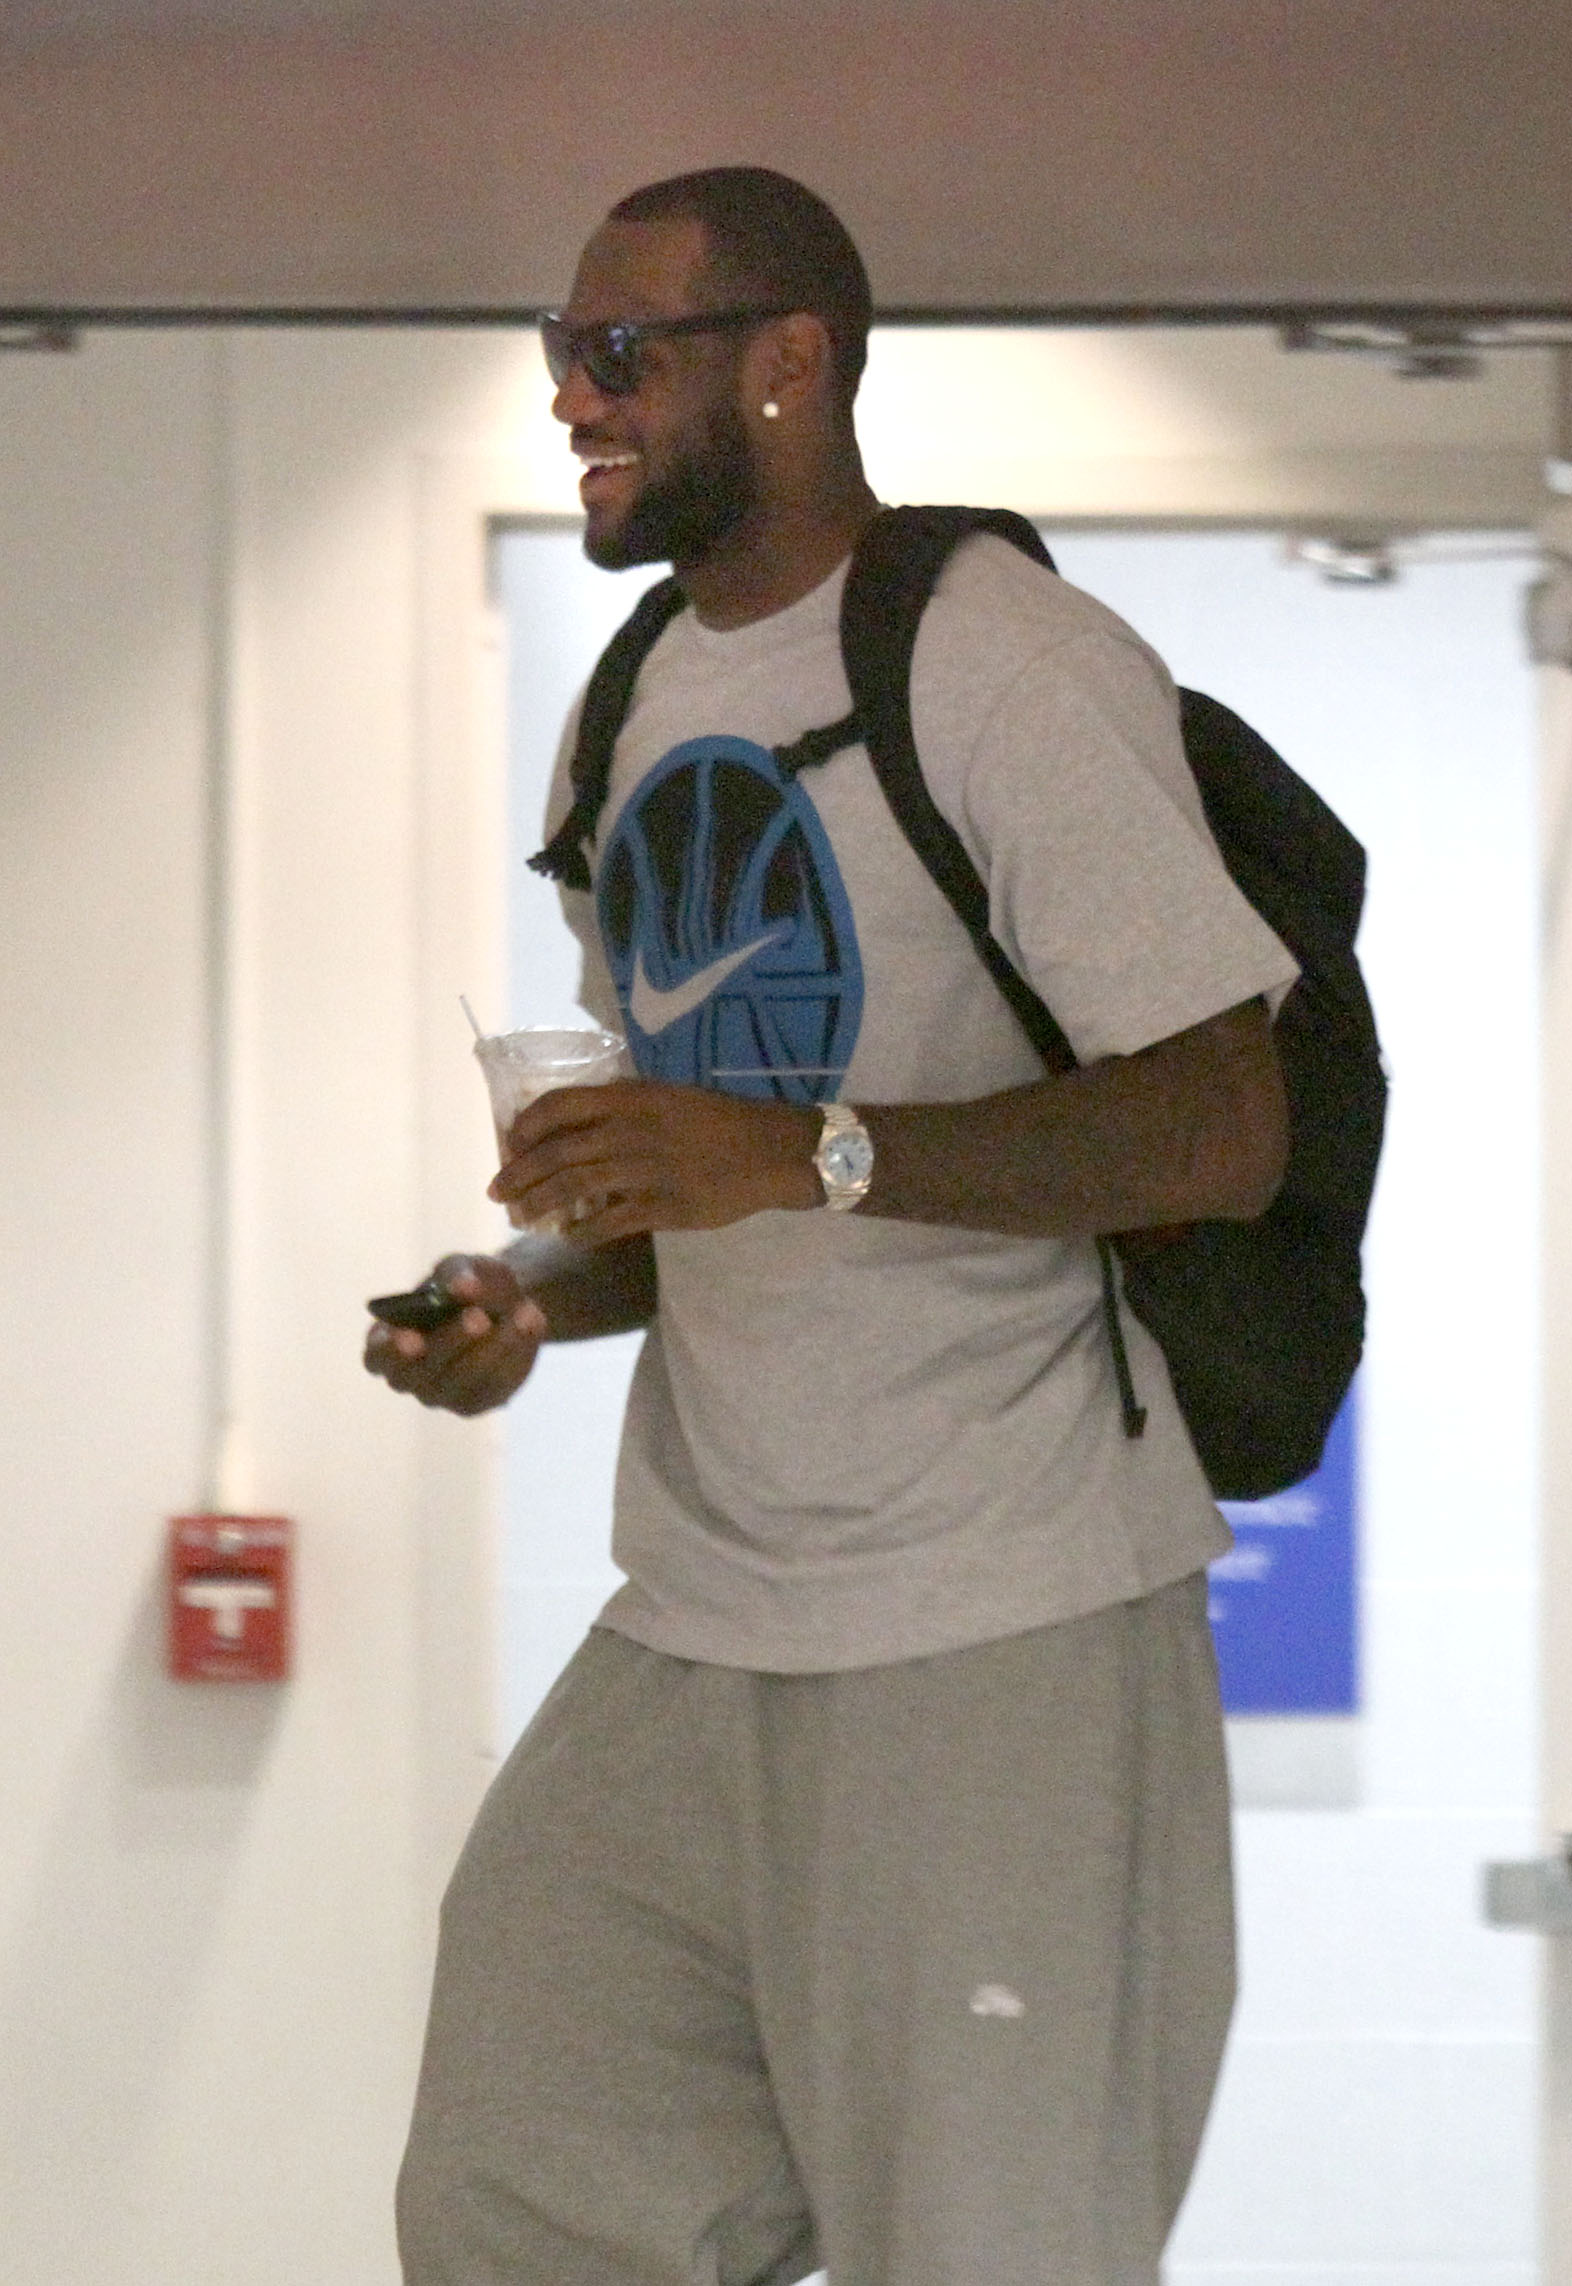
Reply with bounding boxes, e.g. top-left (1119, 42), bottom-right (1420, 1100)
top-left (823, 1130), bottom-right (874, 1187)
